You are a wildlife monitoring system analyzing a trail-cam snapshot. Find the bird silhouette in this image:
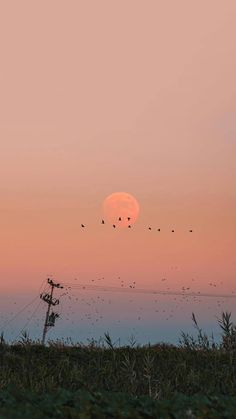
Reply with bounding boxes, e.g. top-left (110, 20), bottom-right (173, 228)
top-left (157, 228), bottom-right (160, 231)
top-left (101, 219), bottom-right (105, 224)
top-left (118, 217), bottom-right (122, 221)
top-left (113, 224), bottom-right (116, 228)
top-left (148, 227), bottom-right (152, 230)
top-left (189, 229), bottom-right (193, 232)
top-left (172, 230), bottom-right (175, 232)
top-left (127, 217), bottom-right (131, 221)
top-left (128, 225), bottom-right (131, 228)
top-left (81, 224), bottom-right (85, 228)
